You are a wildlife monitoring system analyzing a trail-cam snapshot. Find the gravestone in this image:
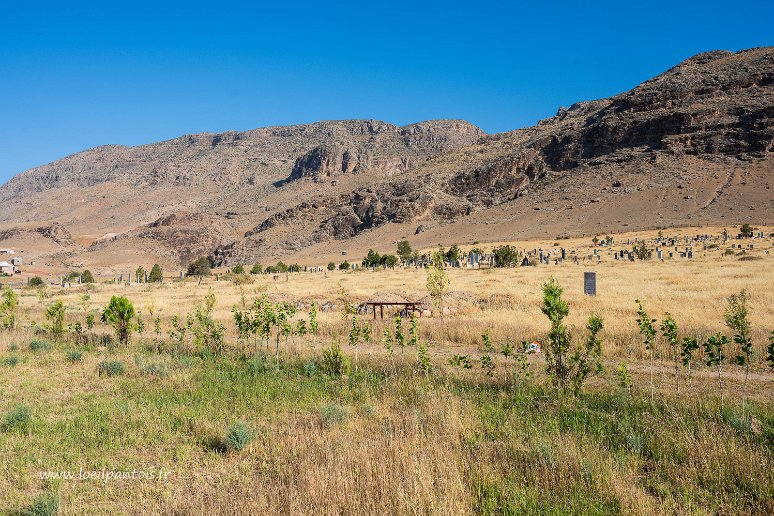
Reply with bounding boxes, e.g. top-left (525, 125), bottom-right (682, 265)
top-left (584, 272), bottom-right (597, 296)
